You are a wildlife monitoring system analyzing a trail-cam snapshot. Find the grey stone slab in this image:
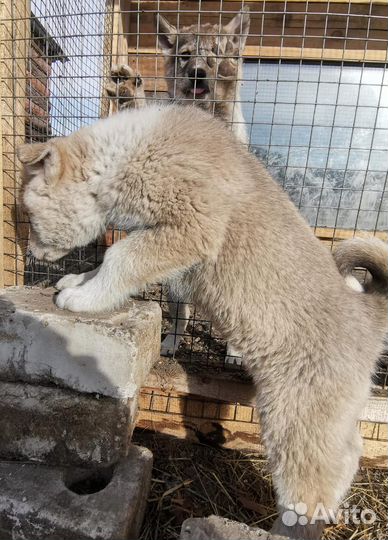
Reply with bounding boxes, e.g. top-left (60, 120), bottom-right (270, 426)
top-left (0, 287), bottom-right (162, 398)
top-left (180, 516), bottom-right (292, 540)
top-left (0, 381), bottom-right (136, 467)
top-left (0, 445), bottom-right (152, 540)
